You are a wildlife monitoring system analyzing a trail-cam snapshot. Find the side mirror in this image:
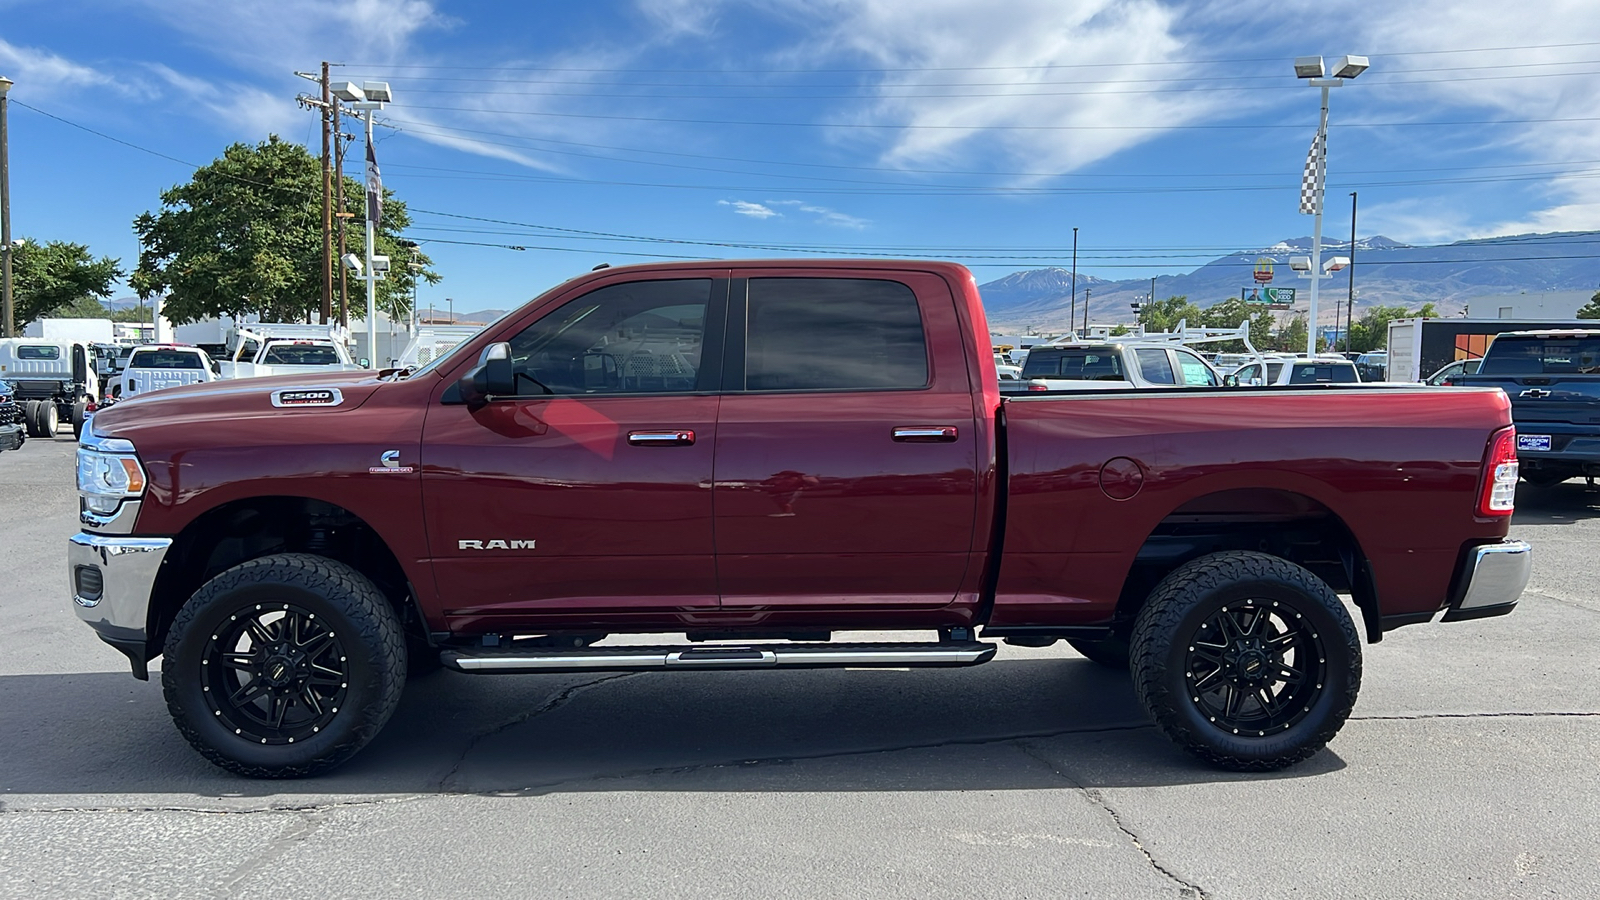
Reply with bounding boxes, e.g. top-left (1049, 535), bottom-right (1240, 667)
top-left (359, 357), bottom-right (371, 368)
top-left (457, 342), bottom-right (514, 411)
top-left (1224, 374), bottom-right (1238, 387)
